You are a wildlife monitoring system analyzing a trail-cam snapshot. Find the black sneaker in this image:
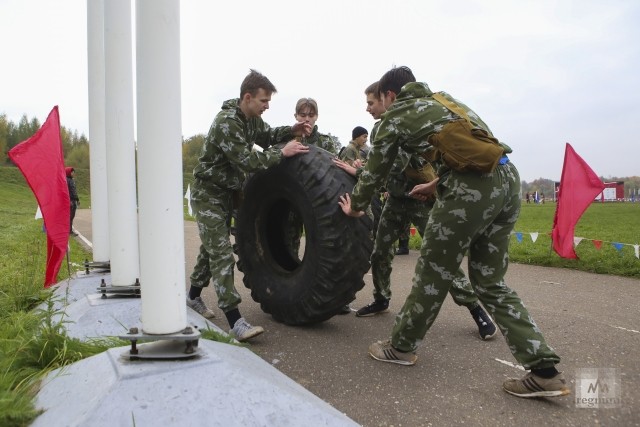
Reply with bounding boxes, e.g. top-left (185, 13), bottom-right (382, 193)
top-left (470, 305), bottom-right (497, 340)
top-left (356, 299), bottom-right (390, 317)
